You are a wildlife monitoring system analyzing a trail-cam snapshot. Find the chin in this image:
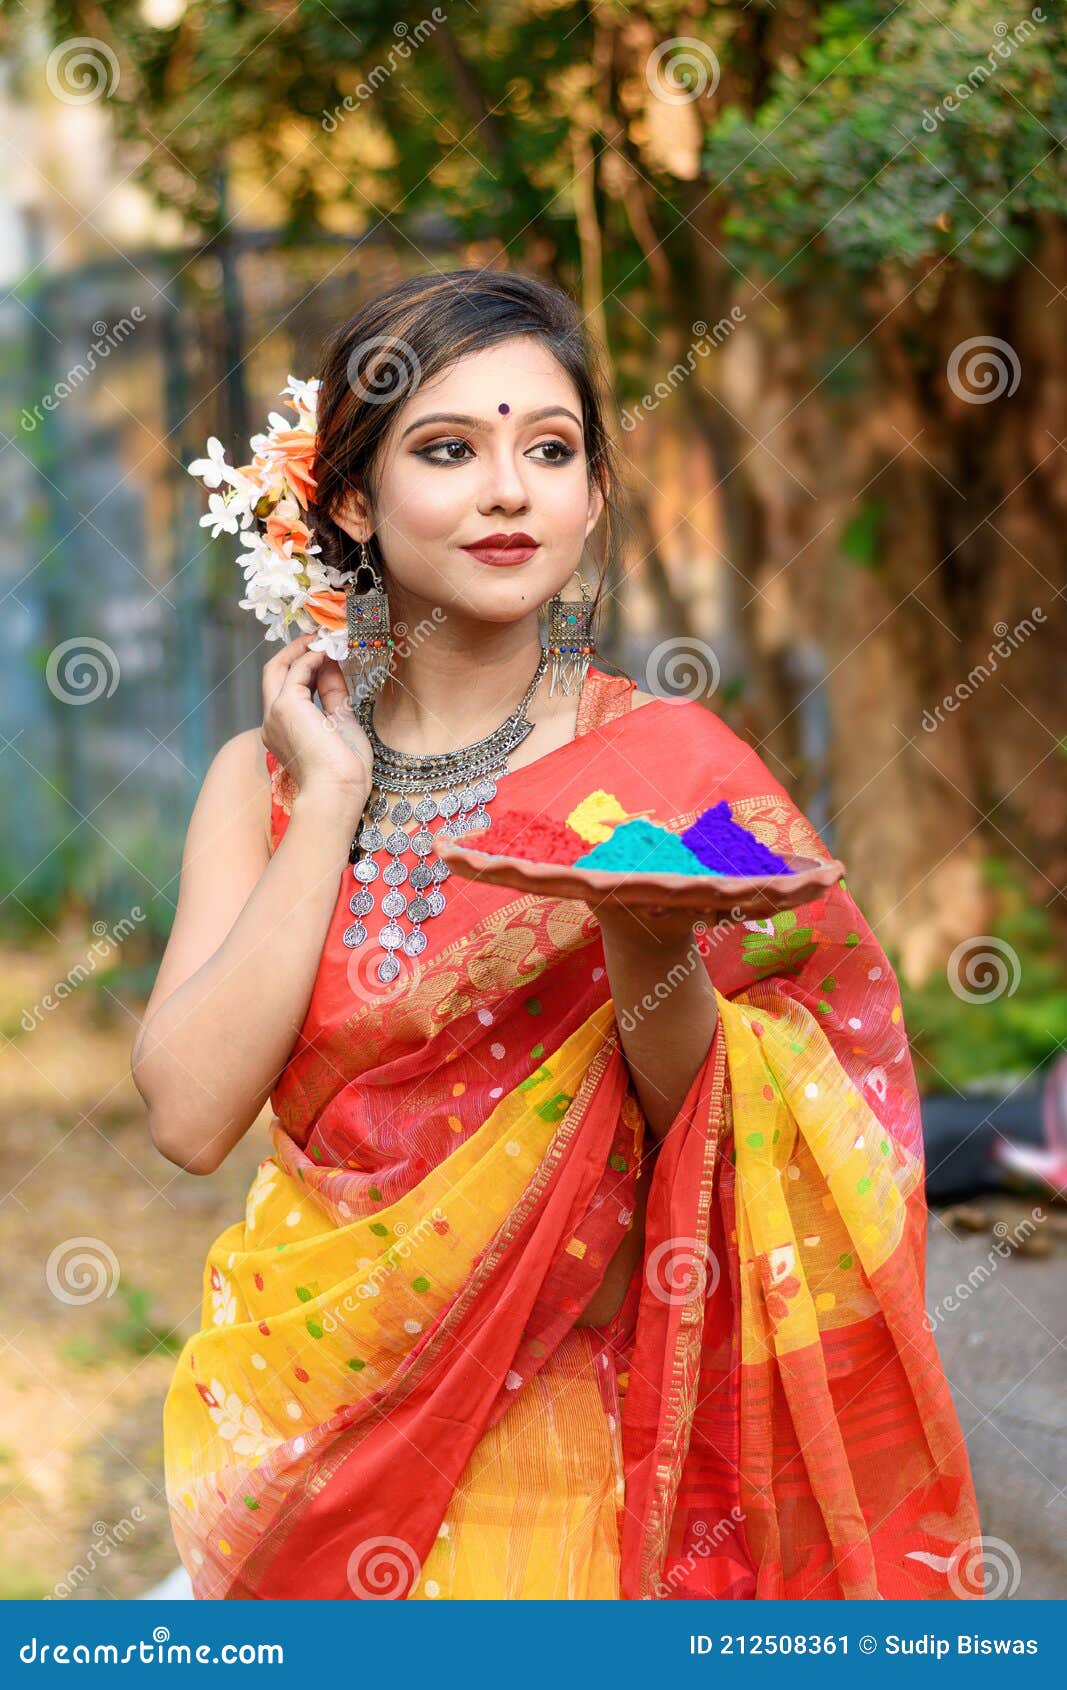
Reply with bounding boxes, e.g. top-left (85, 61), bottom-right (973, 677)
top-left (445, 568), bottom-right (562, 620)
